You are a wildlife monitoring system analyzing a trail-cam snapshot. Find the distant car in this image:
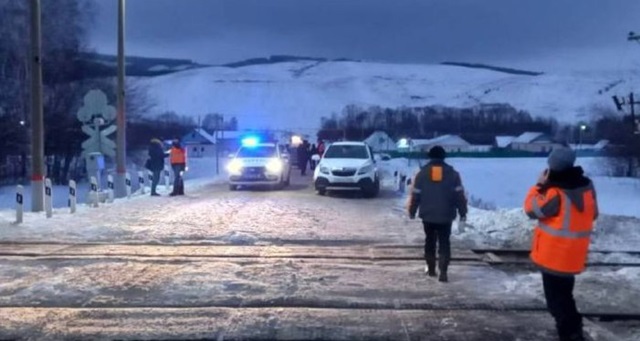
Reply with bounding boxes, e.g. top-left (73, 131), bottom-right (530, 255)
top-left (313, 141), bottom-right (380, 197)
top-left (227, 139), bottom-right (292, 191)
